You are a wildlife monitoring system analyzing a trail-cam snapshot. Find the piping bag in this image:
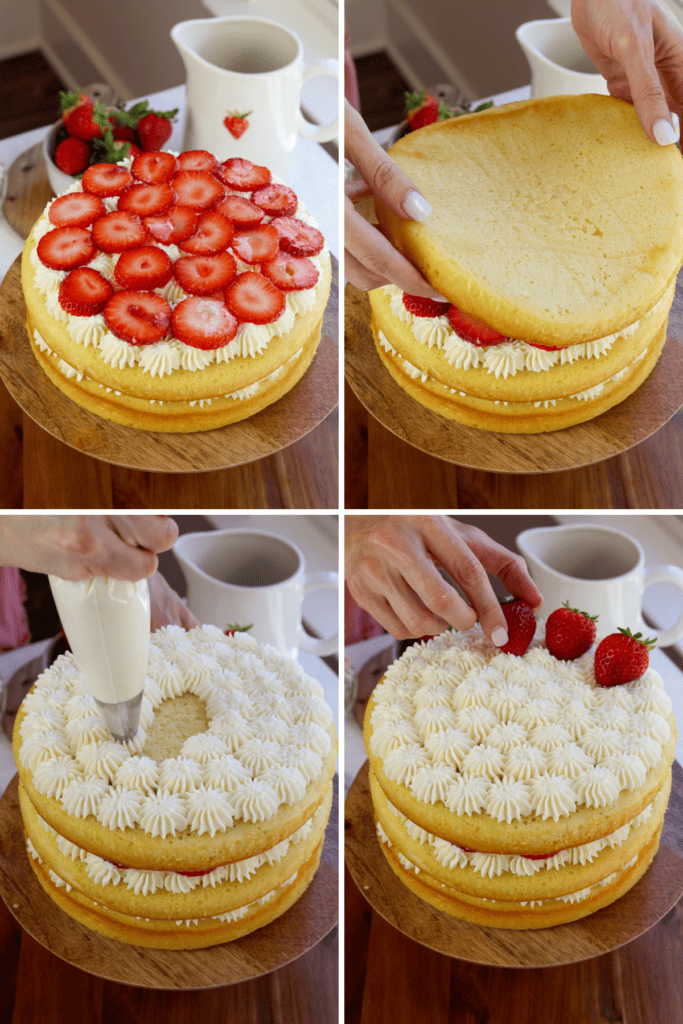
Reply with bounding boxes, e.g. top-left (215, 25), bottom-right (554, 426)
top-left (48, 575), bottom-right (150, 743)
